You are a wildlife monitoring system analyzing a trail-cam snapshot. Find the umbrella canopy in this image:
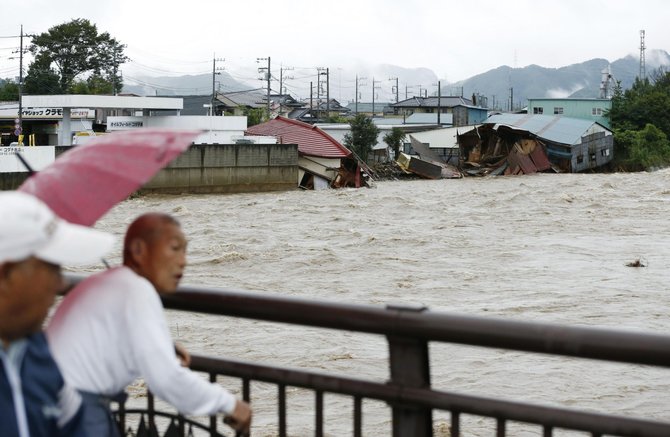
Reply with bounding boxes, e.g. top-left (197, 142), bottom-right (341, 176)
top-left (18, 129), bottom-right (200, 226)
